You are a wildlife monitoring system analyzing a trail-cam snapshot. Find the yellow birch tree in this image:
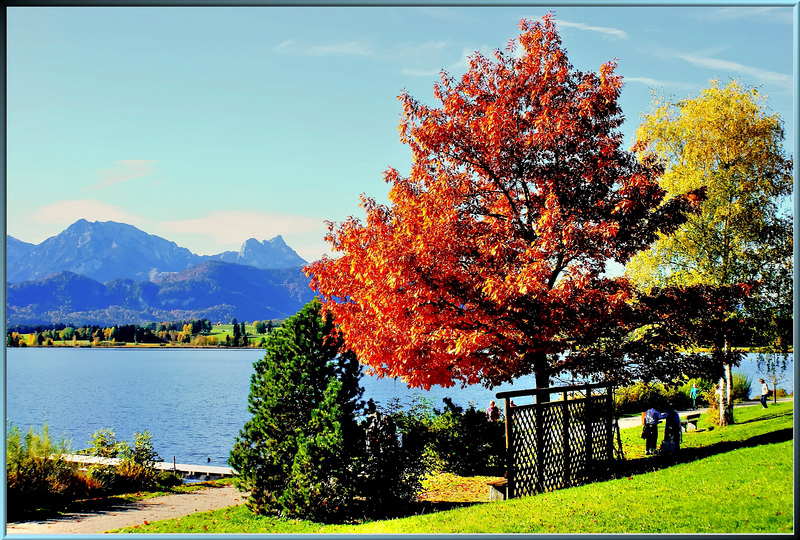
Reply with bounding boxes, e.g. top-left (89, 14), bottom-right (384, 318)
top-left (627, 79), bottom-right (793, 425)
